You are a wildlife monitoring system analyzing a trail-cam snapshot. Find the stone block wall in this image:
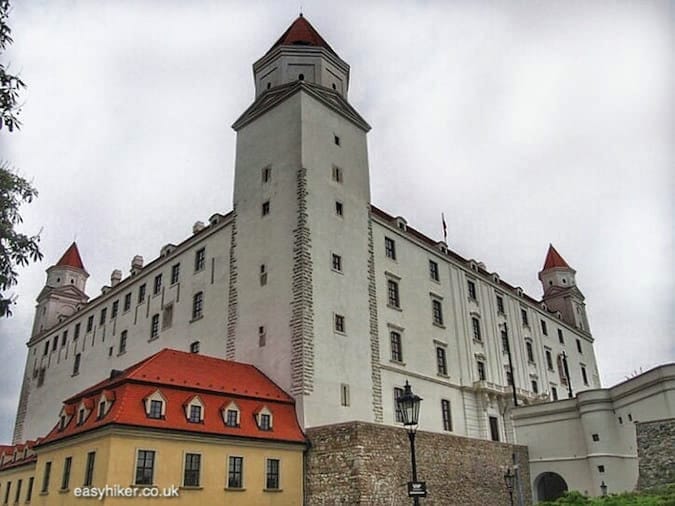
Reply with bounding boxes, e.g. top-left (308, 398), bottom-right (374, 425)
top-left (637, 418), bottom-right (675, 490)
top-left (306, 421), bottom-right (531, 506)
